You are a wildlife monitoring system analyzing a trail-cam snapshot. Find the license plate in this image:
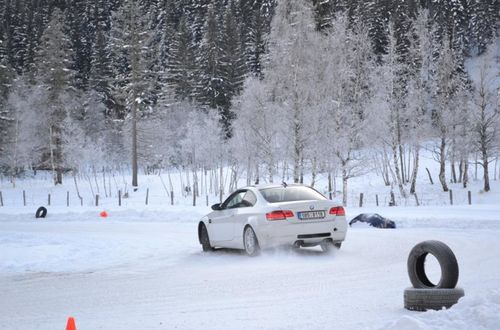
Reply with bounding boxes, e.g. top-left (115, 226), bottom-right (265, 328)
top-left (298, 211), bottom-right (325, 220)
